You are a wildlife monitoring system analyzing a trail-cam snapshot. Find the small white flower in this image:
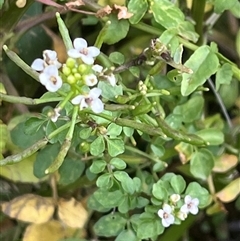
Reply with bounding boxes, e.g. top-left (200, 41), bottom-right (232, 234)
top-left (92, 64), bottom-right (103, 73)
top-left (71, 87), bottom-right (104, 113)
top-left (157, 204), bottom-right (175, 227)
top-left (170, 194), bottom-right (181, 203)
top-left (68, 38), bottom-right (100, 65)
top-left (177, 211), bottom-right (187, 221)
top-left (39, 65), bottom-right (62, 92)
top-left (84, 74), bottom-right (98, 86)
top-left (50, 107), bottom-right (61, 122)
top-left (180, 195), bottom-right (199, 215)
top-left (105, 73), bottom-right (117, 86)
top-left (31, 50), bottom-right (62, 71)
